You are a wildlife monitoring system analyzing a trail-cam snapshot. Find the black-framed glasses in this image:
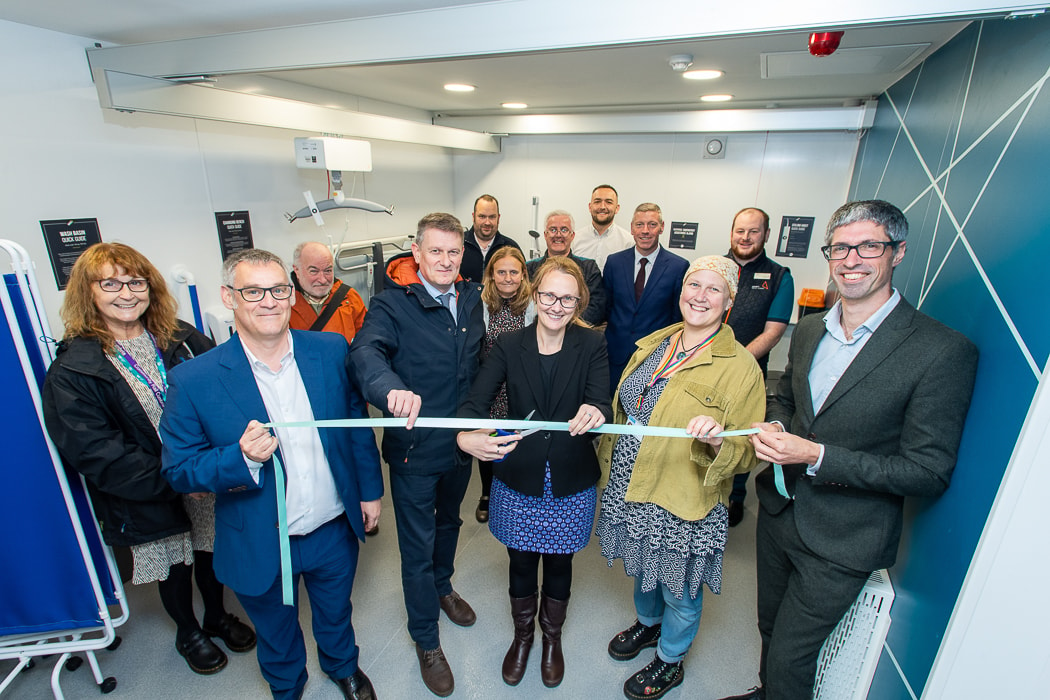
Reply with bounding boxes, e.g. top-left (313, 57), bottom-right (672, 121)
top-left (821, 241), bottom-right (900, 261)
top-left (536, 291), bottom-right (580, 309)
top-left (226, 284), bottom-right (294, 302)
top-left (97, 278), bottom-right (149, 293)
